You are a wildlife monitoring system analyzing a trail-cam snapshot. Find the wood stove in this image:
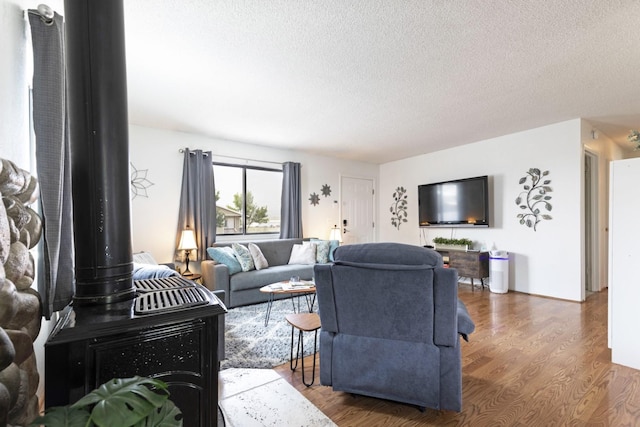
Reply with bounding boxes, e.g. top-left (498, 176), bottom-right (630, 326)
top-left (44, 1), bottom-right (226, 426)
